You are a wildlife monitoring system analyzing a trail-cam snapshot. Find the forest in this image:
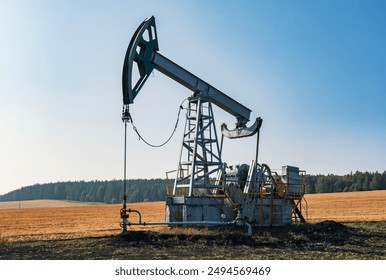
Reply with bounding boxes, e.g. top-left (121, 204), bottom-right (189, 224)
top-left (304, 170), bottom-right (386, 193)
top-left (0, 179), bottom-right (169, 204)
top-left (0, 171), bottom-right (385, 203)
